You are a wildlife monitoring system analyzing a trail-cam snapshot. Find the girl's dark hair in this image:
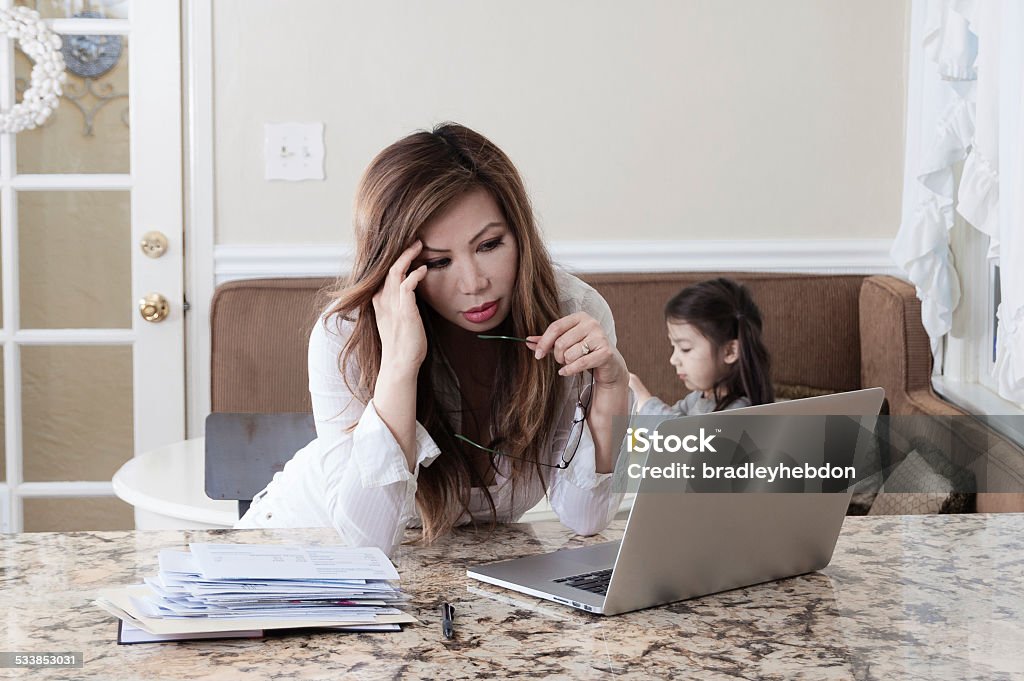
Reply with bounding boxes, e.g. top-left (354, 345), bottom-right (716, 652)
top-left (664, 278), bottom-right (773, 410)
